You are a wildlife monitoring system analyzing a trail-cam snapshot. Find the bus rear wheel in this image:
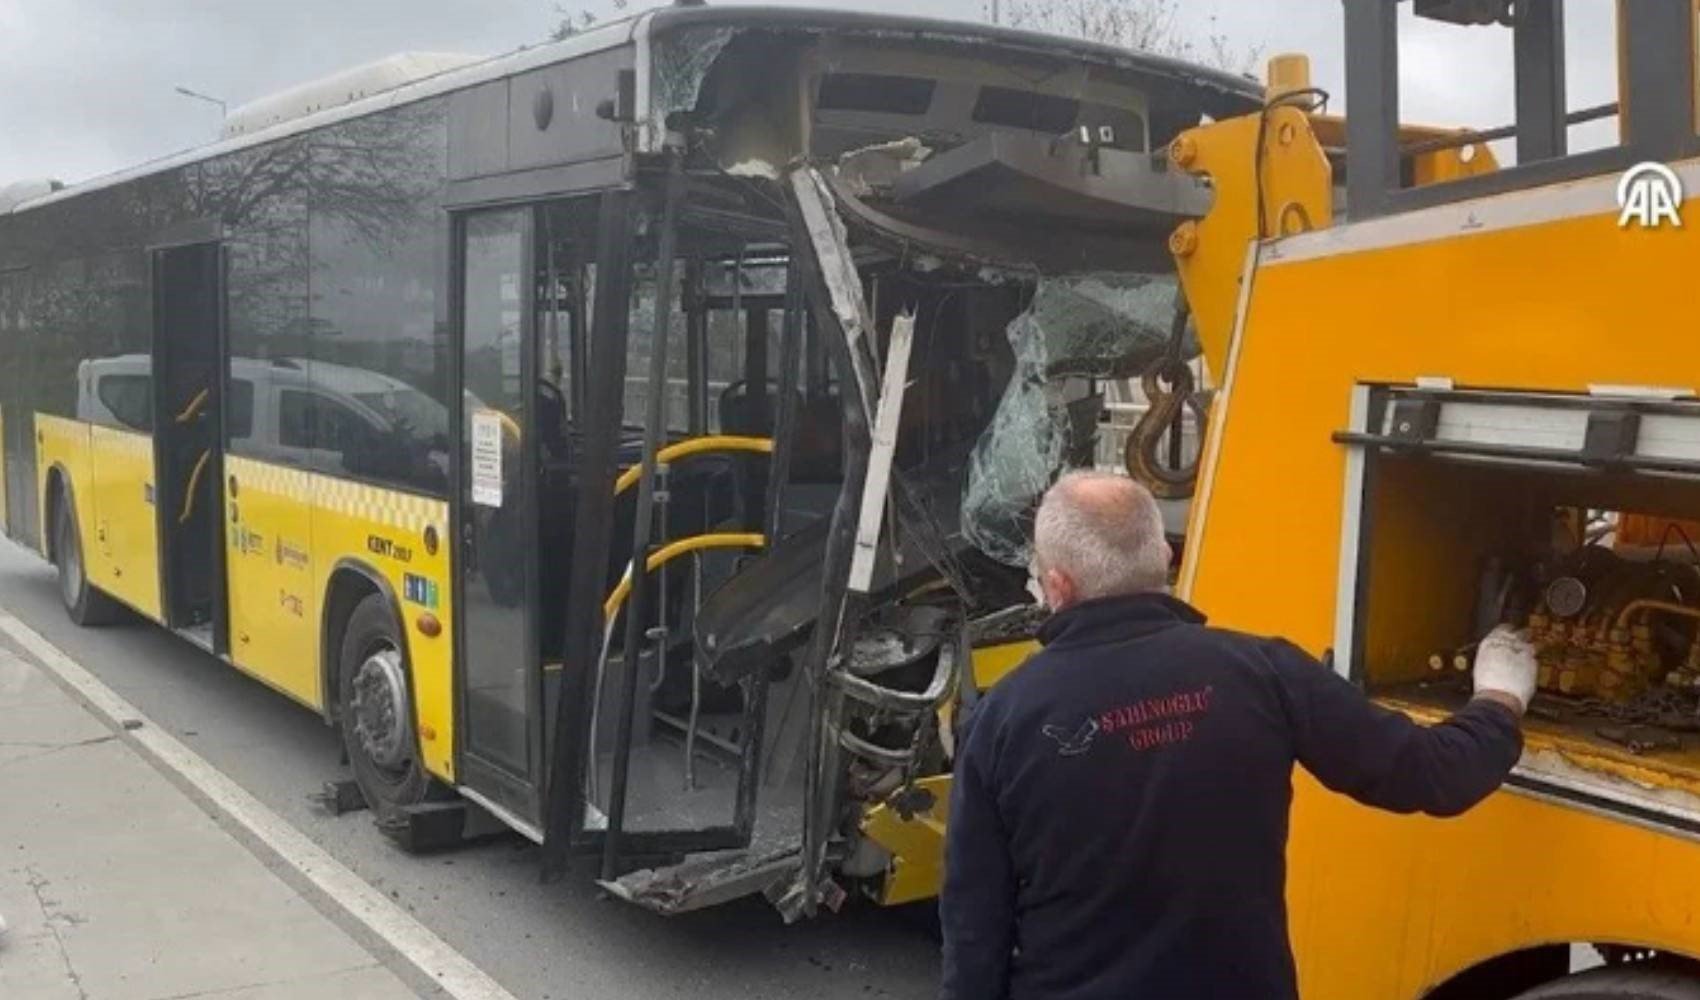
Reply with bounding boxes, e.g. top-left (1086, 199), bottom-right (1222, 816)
top-left (338, 594), bottom-right (432, 822)
top-left (53, 494), bottom-right (121, 627)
